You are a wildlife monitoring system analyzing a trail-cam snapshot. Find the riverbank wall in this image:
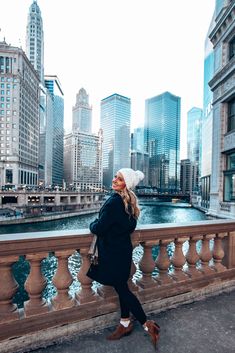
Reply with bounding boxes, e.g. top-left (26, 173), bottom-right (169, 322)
top-left (0, 208), bottom-right (99, 226)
